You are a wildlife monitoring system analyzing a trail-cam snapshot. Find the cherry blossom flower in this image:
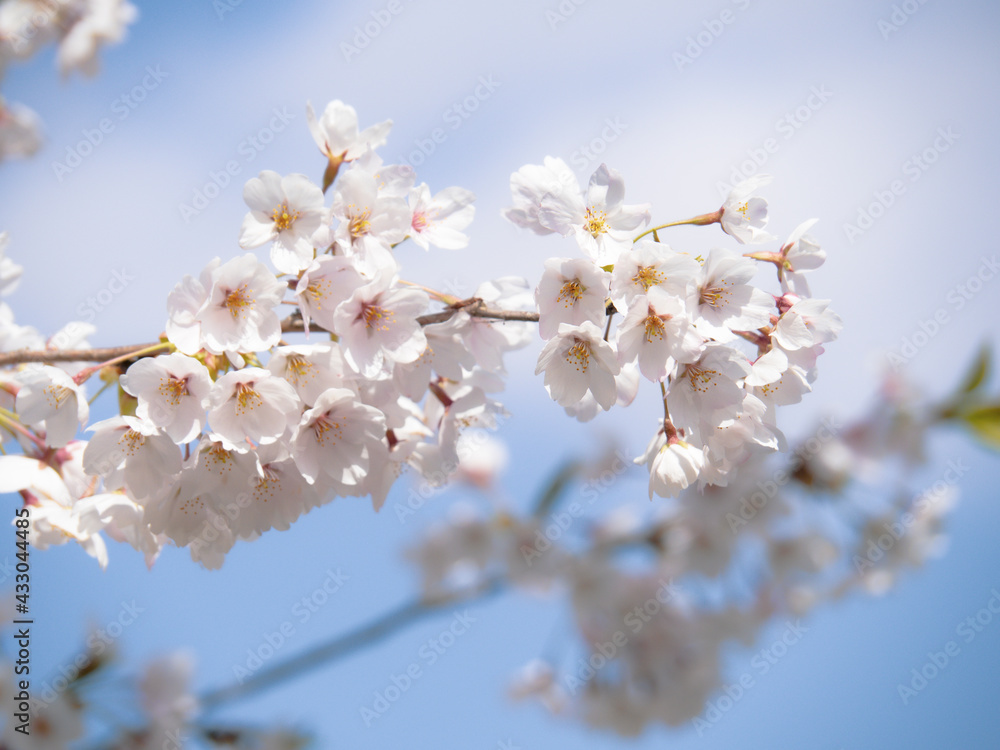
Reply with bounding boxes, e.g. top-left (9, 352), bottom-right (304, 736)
top-left (267, 343), bottom-right (356, 407)
top-left (56, 0), bottom-right (139, 77)
top-left (535, 257), bottom-right (611, 339)
top-left (83, 415), bottom-right (182, 500)
top-left (668, 344), bottom-right (752, 441)
top-left (536, 321), bottom-right (621, 410)
top-left (407, 183), bottom-right (476, 251)
top-left (538, 164), bottom-right (651, 266)
top-left (636, 430), bottom-right (706, 499)
top-left (0, 231), bottom-right (23, 295)
top-left (293, 255), bottom-right (366, 333)
top-left (772, 295), bottom-right (842, 351)
top-left (239, 171), bottom-right (327, 274)
top-left (291, 387), bottom-right (388, 495)
top-left (502, 156), bottom-right (578, 235)
top-left (120, 353), bottom-right (213, 444)
top-left (15, 364), bottom-right (89, 447)
top-left (777, 218), bottom-right (825, 295)
top-left (306, 99), bottom-right (392, 188)
top-left (609, 240), bottom-right (700, 317)
top-left (692, 248), bottom-right (775, 342)
top-left (188, 254), bottom-right (285, 356)
top-left (206, 367), bottom-right (301, 449)
top-left (616, 287), bottom-right (704, 382)
top-left (330, 163), bottom-right (410, 257)
top-left (0, 98), bottom-right (42, 161)
top-left (333, 274), bottom-right (429, 379)
top-left (563, 362), bottom-right (640, 422)
top-left (720, 175), bottom-right (775, 244)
